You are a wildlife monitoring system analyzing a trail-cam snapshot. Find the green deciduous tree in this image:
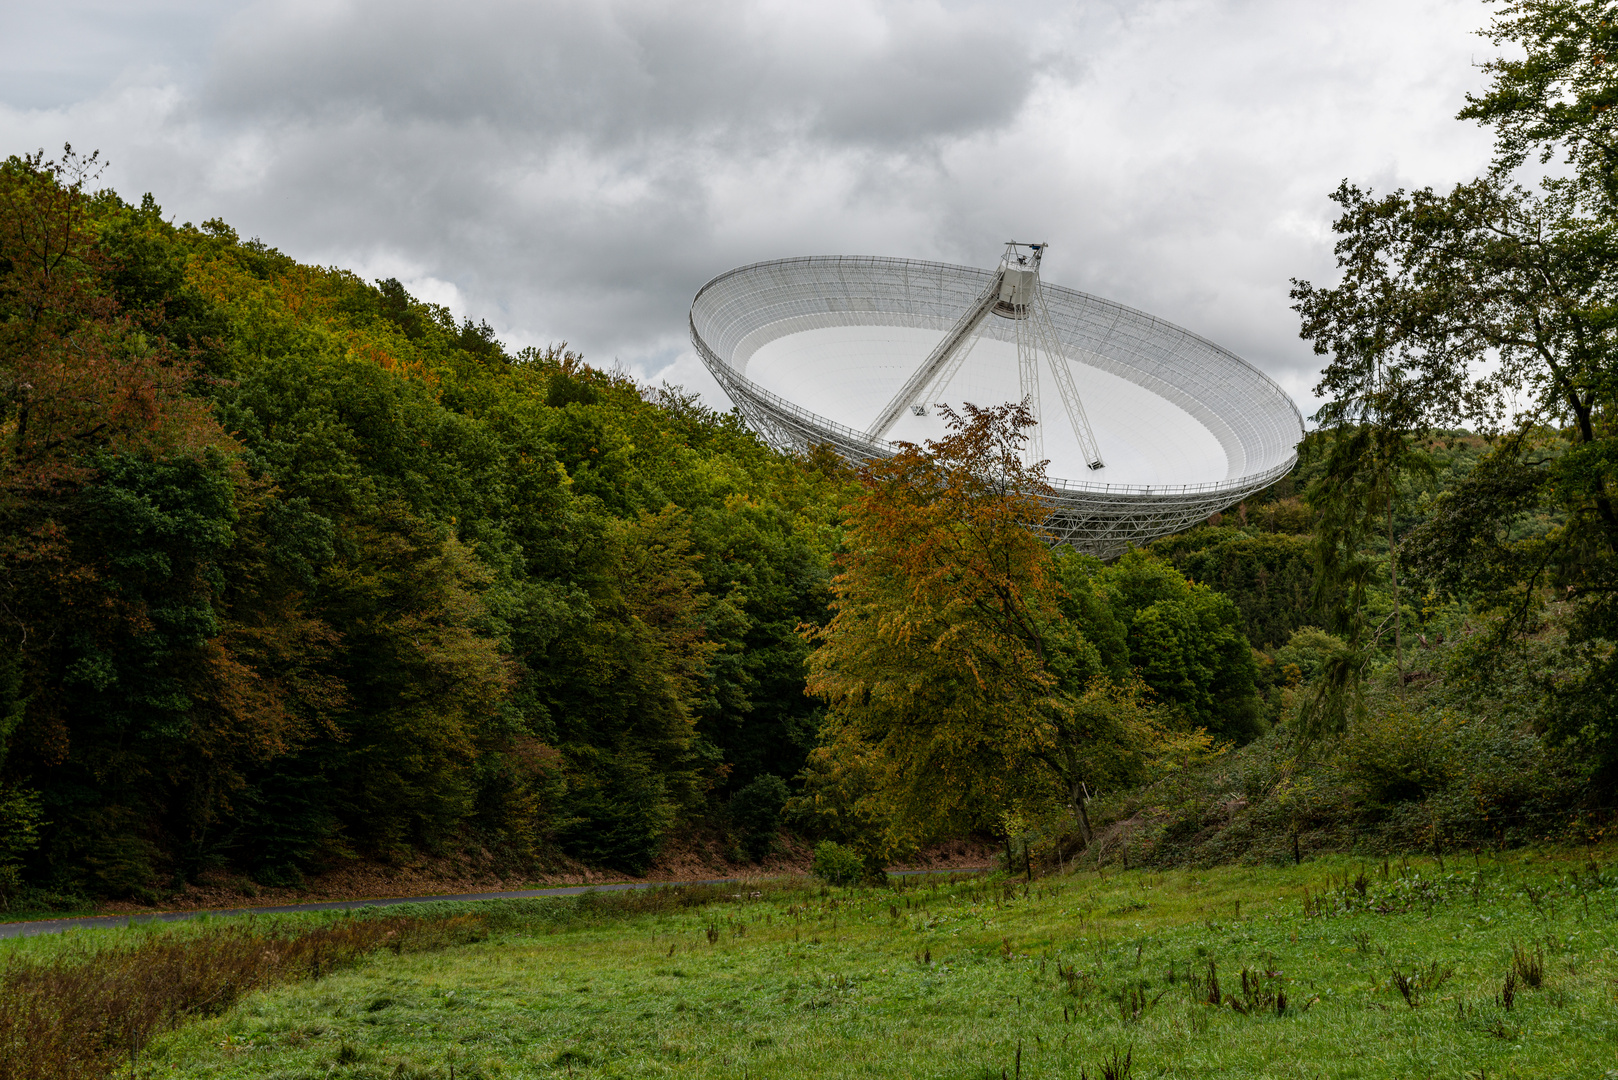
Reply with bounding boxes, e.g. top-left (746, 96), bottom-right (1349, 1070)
top-left (1057, 549), bottom-right (1264, 744)
top-left (1289, 1), bottom-right (1618, 785)
top-left (1152, 529), bottom-right (1317, 651)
